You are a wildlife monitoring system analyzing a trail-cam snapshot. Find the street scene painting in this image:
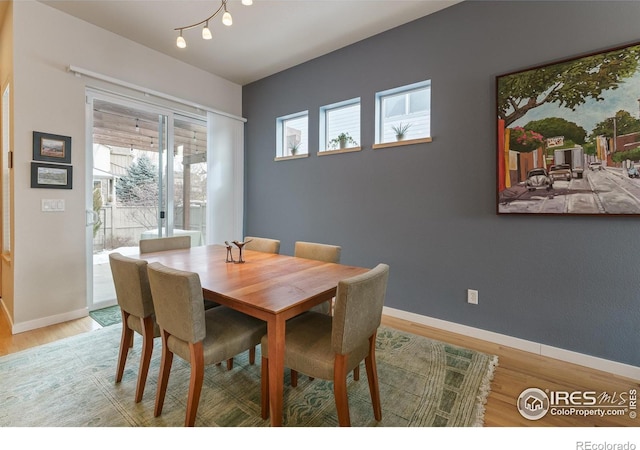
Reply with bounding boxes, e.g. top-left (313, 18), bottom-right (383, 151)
top-left (497, 41), bottom-right (640, 215)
